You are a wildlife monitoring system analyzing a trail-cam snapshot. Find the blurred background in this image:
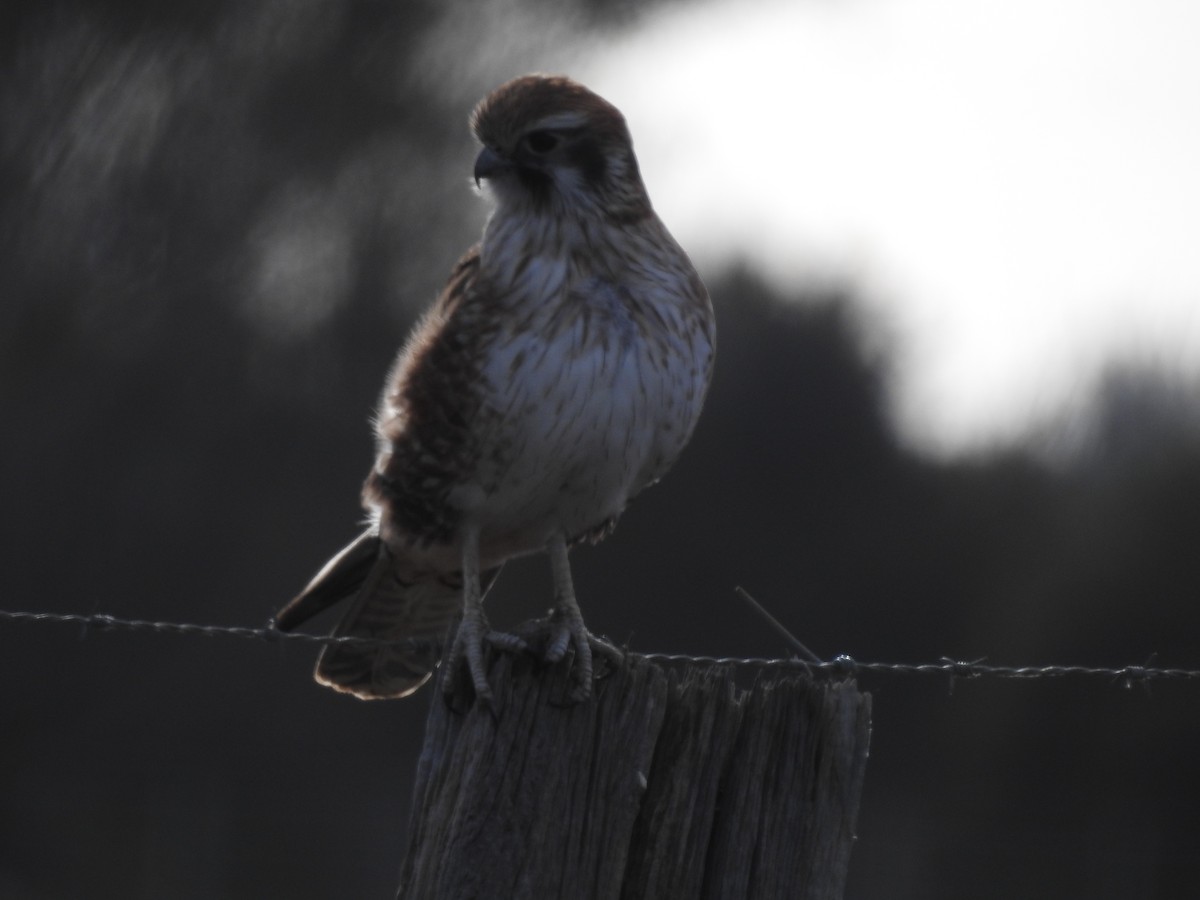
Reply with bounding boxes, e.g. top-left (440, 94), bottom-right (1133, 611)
top-left (3, 1), bottom-right (1199, 897)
